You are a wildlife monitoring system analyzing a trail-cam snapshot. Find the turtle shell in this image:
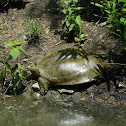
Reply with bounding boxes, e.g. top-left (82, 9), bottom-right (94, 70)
top-left (30, 48), bottom-right (107, 86)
